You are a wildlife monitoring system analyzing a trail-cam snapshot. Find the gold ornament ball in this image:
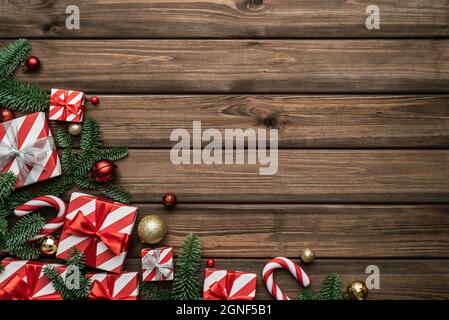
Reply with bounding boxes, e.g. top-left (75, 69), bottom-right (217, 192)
top-left (40, 235), bottom-right (59, 256)
top-left (137, 215), bottom-right (167, 244)
top-left (68, 123), bottom-right (82, 136)
top-left (301, 248), bottom-right (315, 263)
top-left (346, 281), bottom-right (369, 300)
